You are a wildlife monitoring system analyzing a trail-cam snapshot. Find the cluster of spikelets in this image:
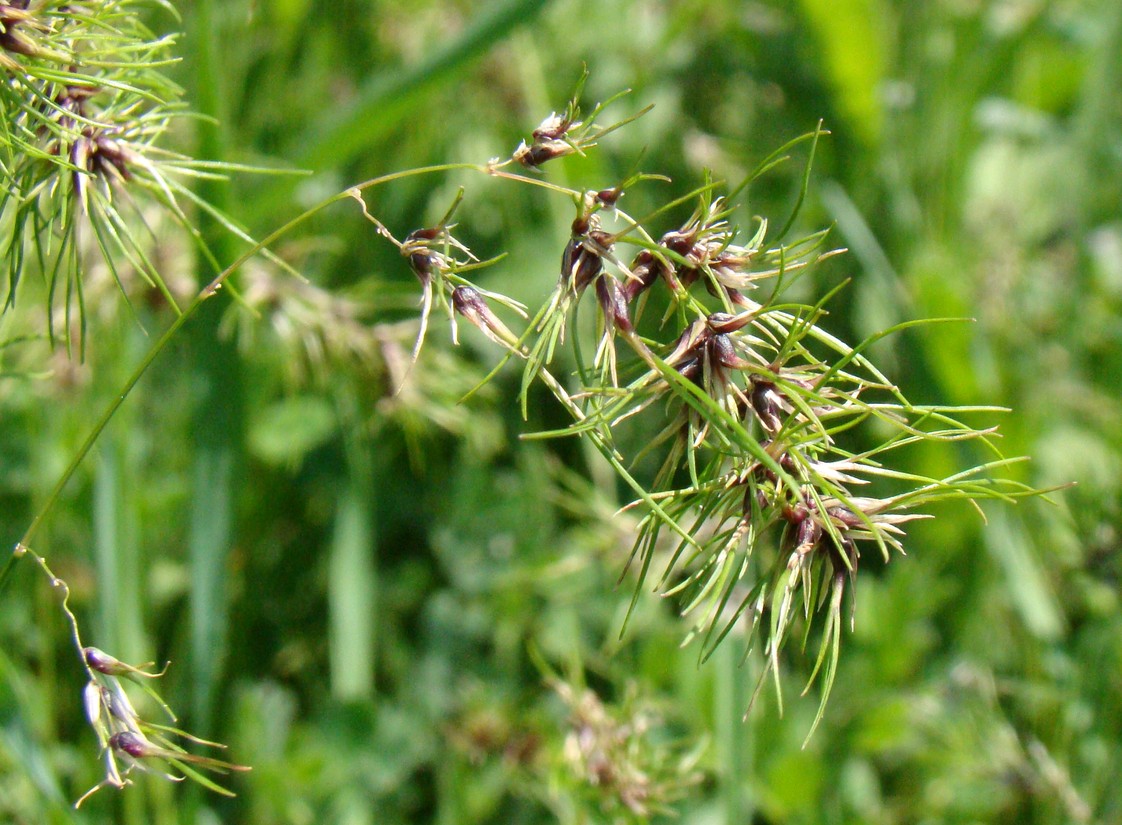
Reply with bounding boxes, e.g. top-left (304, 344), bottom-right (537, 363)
top-left (78, 646), bottom-right (250, 807)
top-left (5, 544), bottom-right (249, 807)
top-left (0, 0), bottom-right (249, 351)
top-left (370, 75), bottom-right (1042, 742)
